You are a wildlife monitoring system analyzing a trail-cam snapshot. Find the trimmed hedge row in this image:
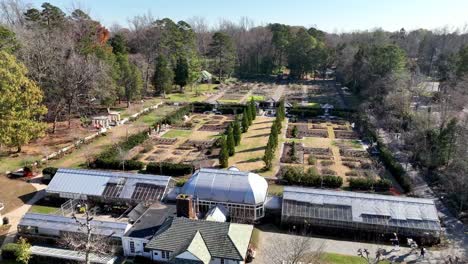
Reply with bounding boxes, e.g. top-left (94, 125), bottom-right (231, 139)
top-left (377, 143), bottom-right (412, 192)
top-left (158, 105), bottom-right (191, 125)
top-left (92, 131), bottom-right (148, 170)
top-left (288, 106), bottom-right (323, 117)
top-left (282, 166), bottom-right (343, 188)
top-left (93, 158), bottom-right (144, 170)
top-left (145, 162), bottom-right (194, 176)
top-left (348, 177), bottom-right (392, 191)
